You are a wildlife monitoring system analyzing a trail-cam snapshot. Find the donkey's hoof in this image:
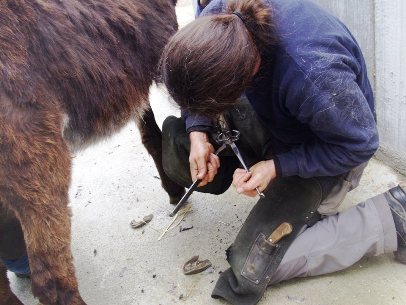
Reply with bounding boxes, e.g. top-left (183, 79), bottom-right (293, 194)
top-left (30, 259), bottom-right (58, 305)
top-left (169, 189), bottom-right (185, 205)
top-left (32, 277), bottom-right (57, 305)
top-left (58, 291), bottom-right (87, 305)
